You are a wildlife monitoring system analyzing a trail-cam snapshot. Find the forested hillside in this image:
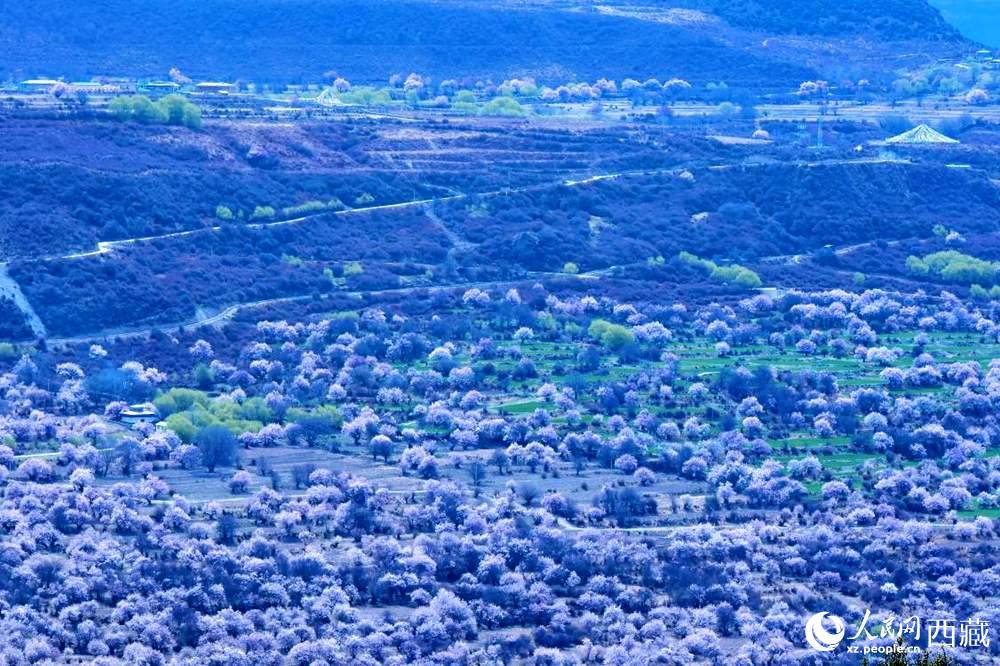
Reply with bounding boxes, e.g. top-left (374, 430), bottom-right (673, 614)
top-left (696, 0), bottom-right (960, 39)
top-left (0, 0), bottom-right (812, 88)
